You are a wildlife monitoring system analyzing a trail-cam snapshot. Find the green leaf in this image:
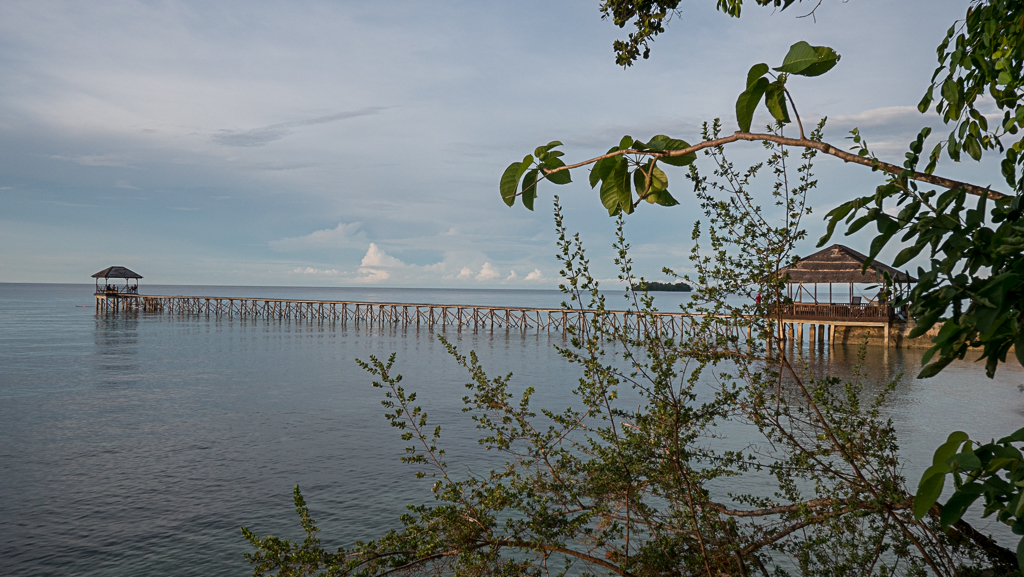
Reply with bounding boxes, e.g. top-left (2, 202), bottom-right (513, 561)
top-left (600, 158), bottom-right (631, 216)
top-left (746, 62), bottom-right (769, 88)
top-left (948, 451), bottom-right (982, 471)
top-left (736, 77), bottom-right (770, 132)
top-left (999, 427), bottom-right (1024, 444)
top-left (892, 244), bottom-right (925, 268)
top-left (522, 169), bottom-right (538, 211)
top-left (500, 161), bottom-right (525, 207)
top-left (650, 165), bottom-right (668, 191)
top-left (590, 150), bottom-right (618, 188)
top-left (915, 466), bottom-right (948, 519)
top-left (940, 491), bottom-right (980, 528)
top-left (934, 432), bottom-right (971, 466)
top-left (544, 158), bottom-right (572, 185)
top-left (653, 135), bottom-right (696, 166)
top-left (619, 135), bottom-right (634, 150)
top-left (764, 81), bottom-right (791, 123)
top-left (651, 189), bottom-right (679, 207)
top-left (773, 41), bottom-right (841, 77)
